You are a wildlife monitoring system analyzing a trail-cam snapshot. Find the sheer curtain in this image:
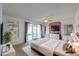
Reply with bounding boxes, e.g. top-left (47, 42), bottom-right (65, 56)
top-left (32, 24), bottom-right (37, 40)
top-left (37, 25), bottom-right (41, 38)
